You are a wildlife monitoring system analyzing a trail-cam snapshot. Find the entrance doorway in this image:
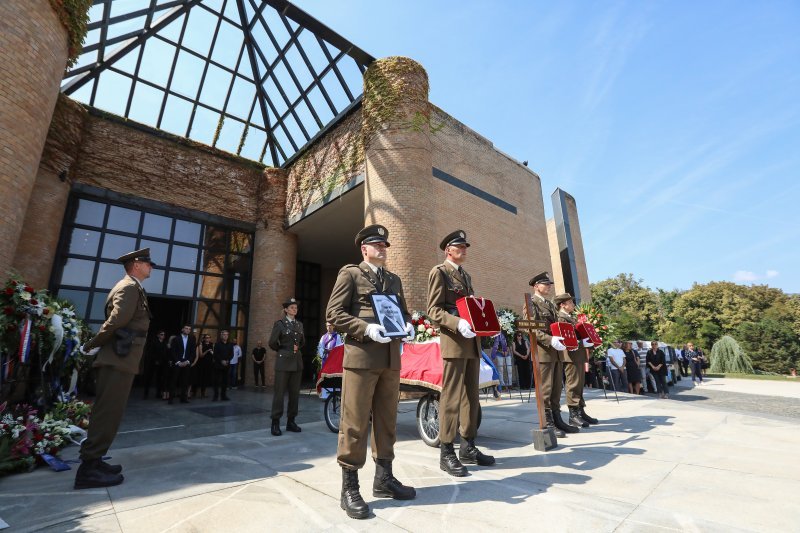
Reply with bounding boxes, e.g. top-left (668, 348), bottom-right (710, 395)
top-left (148, 296), bottom-right (193, 340)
